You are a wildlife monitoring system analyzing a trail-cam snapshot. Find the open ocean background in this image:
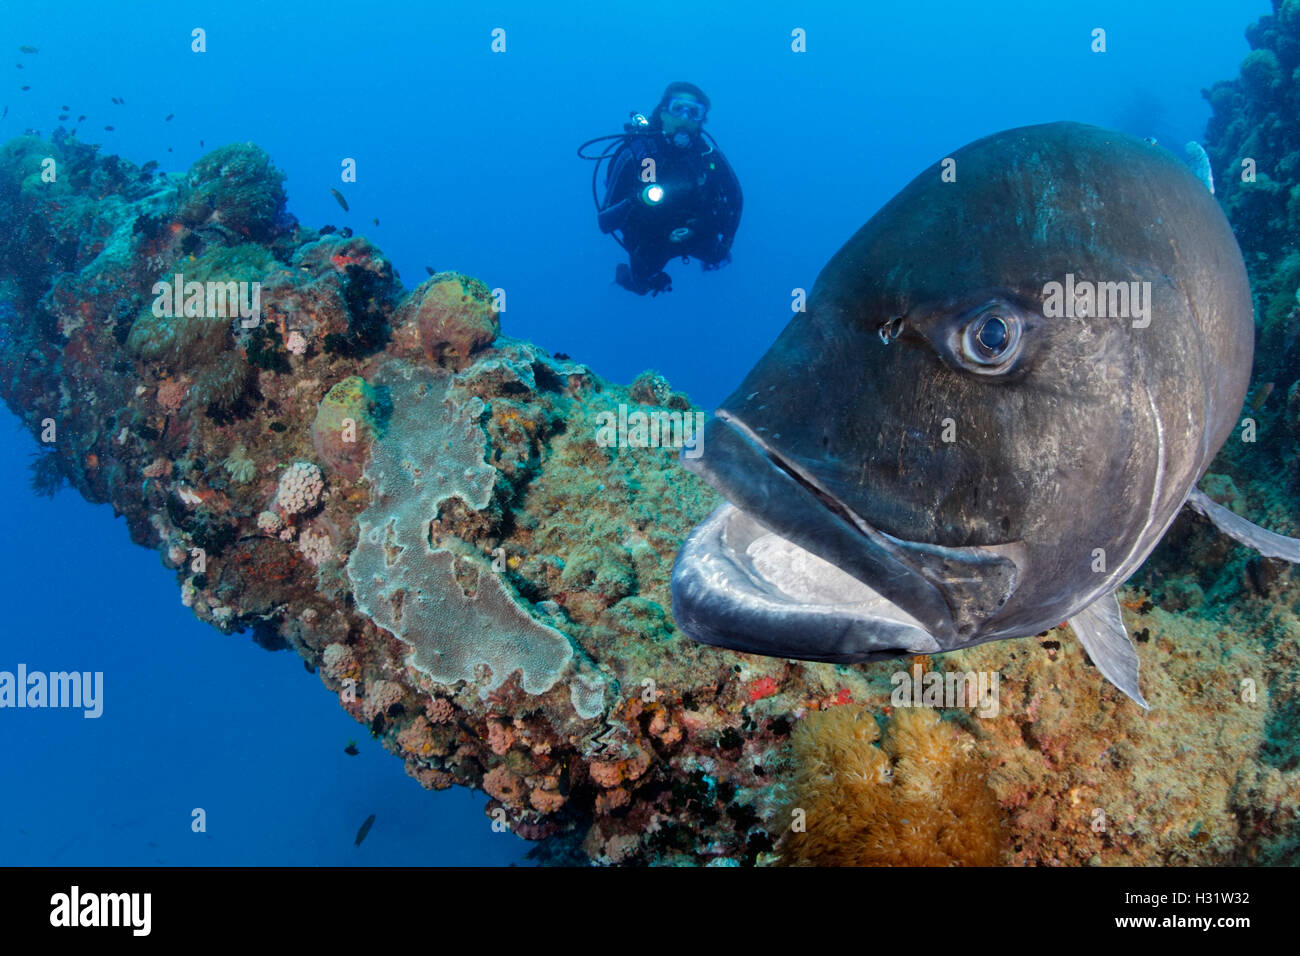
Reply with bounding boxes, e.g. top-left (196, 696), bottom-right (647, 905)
top-left (0, 0), bottom-right (1270, 864)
